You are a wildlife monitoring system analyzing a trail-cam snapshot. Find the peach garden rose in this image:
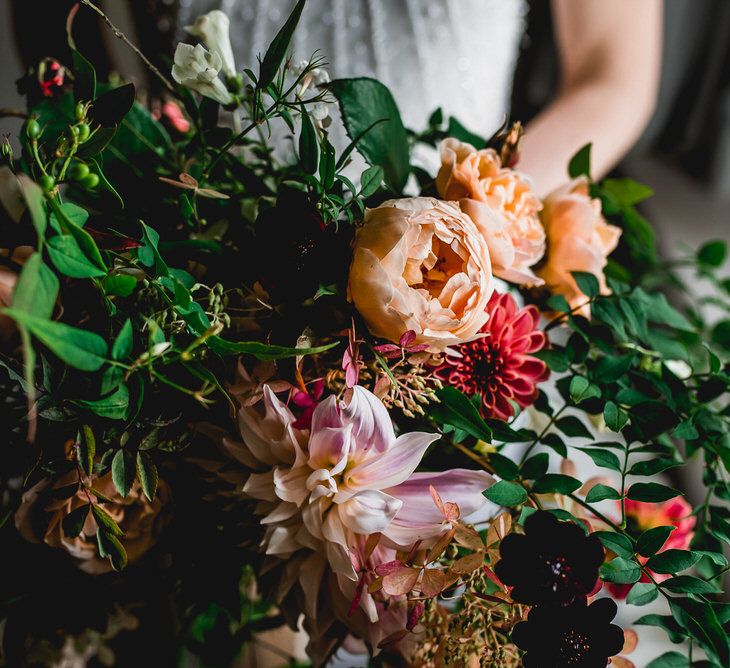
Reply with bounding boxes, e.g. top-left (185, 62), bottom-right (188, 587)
top-left (537, 177), bottom-right (622, 317)
top-left (15, 470), bottom-right (171, 575)
top-left (436, 138), bottom-right (545, 283)
top-left (348, 197), bottom-right (494, 351)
